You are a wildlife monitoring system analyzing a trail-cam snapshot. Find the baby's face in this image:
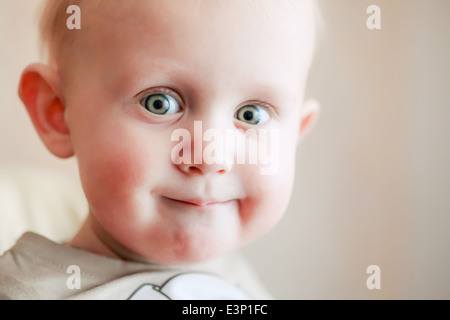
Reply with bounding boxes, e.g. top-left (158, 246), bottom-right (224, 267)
top-left (62, 0), bottom-right (316, 264)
